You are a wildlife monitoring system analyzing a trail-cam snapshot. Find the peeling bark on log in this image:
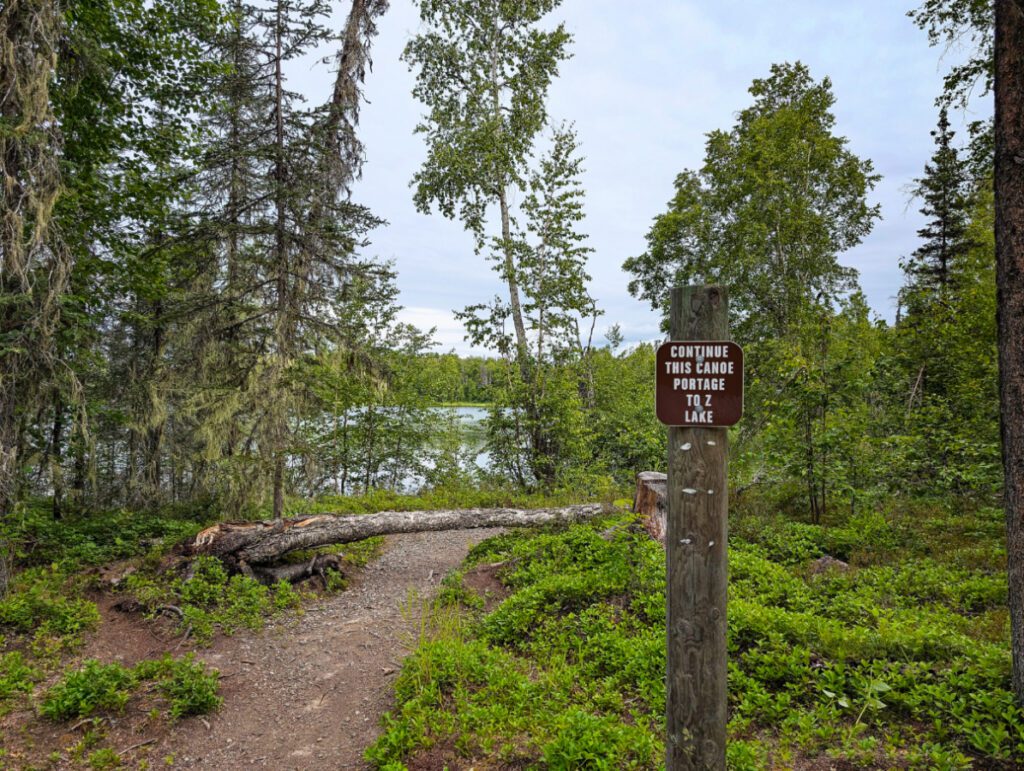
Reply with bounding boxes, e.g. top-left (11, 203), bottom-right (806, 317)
top-left (182, 504), bottom-right (606, 567)
top-left (633, 472), bottom-right (667, 544)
